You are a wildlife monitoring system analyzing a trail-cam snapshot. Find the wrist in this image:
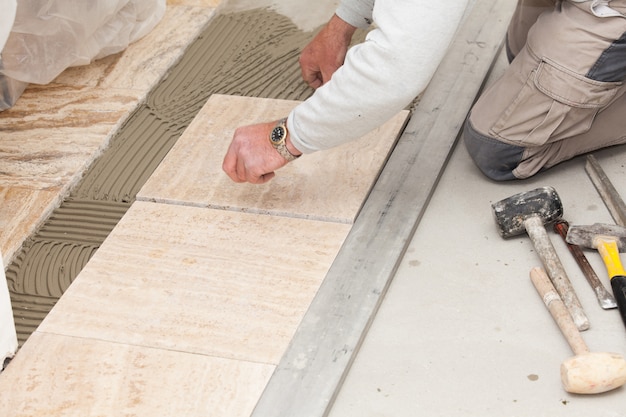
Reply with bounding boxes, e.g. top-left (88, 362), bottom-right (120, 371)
top-left (285, 135), bottom-right (302, 157)
top-left (328, 14), bottom-right (358, 41)
top-left (269, 118), bottom-right (301, 161)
